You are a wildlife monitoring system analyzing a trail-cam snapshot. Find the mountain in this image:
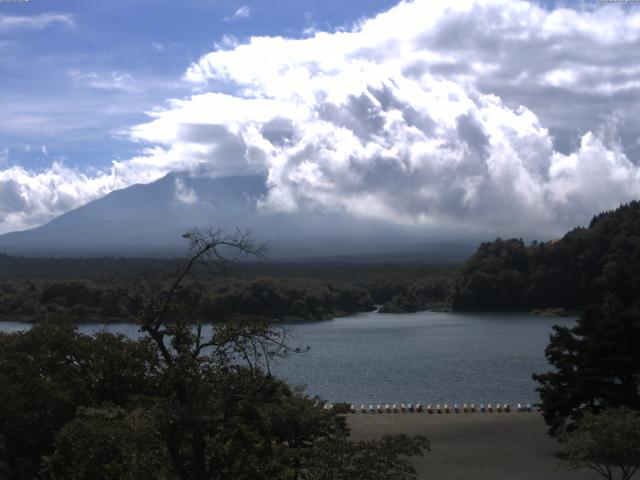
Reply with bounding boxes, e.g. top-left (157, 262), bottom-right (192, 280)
top-left (0, 174), bottom-right (265, 256)
top-left (0, 172), bottom-right (477, 261)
